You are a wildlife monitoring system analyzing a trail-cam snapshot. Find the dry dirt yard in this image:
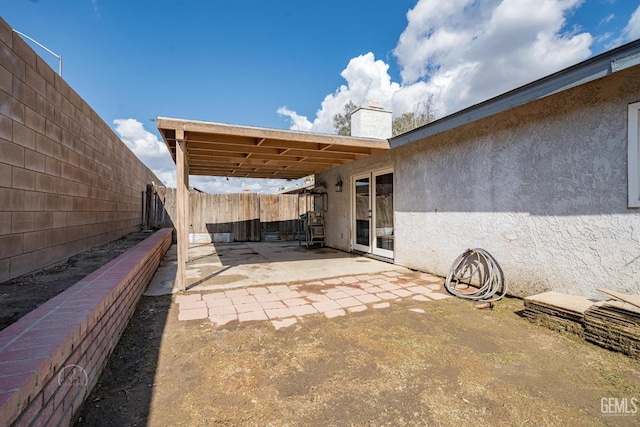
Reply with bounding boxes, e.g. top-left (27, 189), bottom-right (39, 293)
top-left (76, 286), bottom-right (640, 427)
